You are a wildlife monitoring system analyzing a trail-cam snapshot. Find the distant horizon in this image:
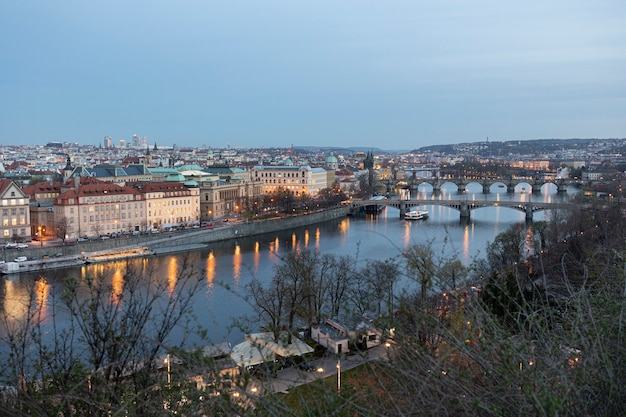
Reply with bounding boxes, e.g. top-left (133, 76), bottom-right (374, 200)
top-left (2, 1), bottom-right (624, 150)
top-left (3, 136), bottom-right (626, 153)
